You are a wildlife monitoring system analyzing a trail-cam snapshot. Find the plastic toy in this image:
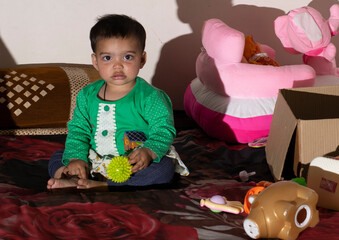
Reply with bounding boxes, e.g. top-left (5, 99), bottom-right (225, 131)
top-left (200, 195), bottom-right (244, 214)
top-left (243, 181), bottom-right (319, 240)
top-left (256, 180), bottom-right (273, 188)
top-left (248, 136), bottom-right (268, 148)
top-left (275, 4), bottom-right (339, 76)
top-left (239, 170), bottom-right (256, 182)
top-left (106, 156), bottom-right (132, 183)
top-left (243, 186), bottom-right (265, 214)
top-left (291, 177), bottom-right (307, 186)
top-left (243, 181), bottom-right (274, 215)
top-left (184, 18), bottom-right (315, 143)
top-left (244, 179), bottom-right (308, 214)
